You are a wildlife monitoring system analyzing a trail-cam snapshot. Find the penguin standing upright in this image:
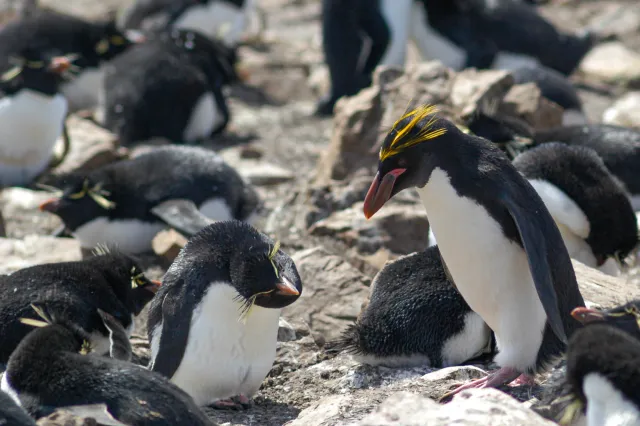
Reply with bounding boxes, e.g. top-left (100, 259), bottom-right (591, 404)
top-left (363, 105), bottom-right (585, 396)
top-left (118, 0), bottom-right (255, 48)
top-left (0, 10), bottom-right (144, 112)
top-left (332, 245), bottom-right (493, 368)
top-left (95, 29), bottom-right (239, 145)
top-left (0, 248), bottom-right (160, 365)
top-left (39, 145), bottom-right (259, 254)
top-left (148, 221), bottom-right (302, 409)
top-left (1, 305), bottom-right (214, 425)
top-left (315, 0), bottom-right (390, 116)
top-left (0, 51), bottom-right (72, 187)
top-left (512, 143), bottom-right (638, 275)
